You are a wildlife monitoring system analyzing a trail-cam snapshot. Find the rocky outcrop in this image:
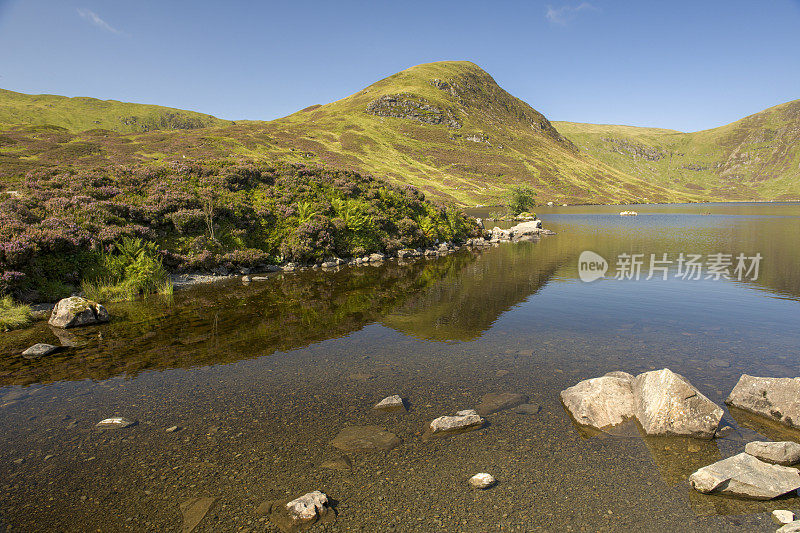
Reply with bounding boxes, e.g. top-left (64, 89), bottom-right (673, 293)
top-left (744, 441), bottom-right (800, 466)
top-left (725, 375), bottom-right (800, 429)
top-left (632, 368), bottom-right (724, 439)
top-left (689, 453), bottom-right (800, 500)
top-left (560, 372), bottom-right (636, 429)
top-left (366, 94), bottom-right (461, 129)
top-left (48, 296), bottom-right (109, 328)
top-left (507, 220), bottom-right (544, 242)
top-left (561, 368), bottom-right (723, 438)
